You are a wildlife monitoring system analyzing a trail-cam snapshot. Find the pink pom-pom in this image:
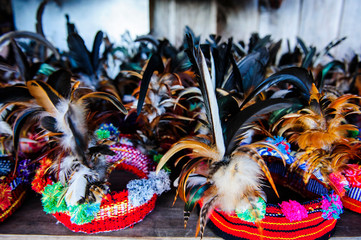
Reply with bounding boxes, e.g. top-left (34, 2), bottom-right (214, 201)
top-left (280, 200), bottom-right (308, 222)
